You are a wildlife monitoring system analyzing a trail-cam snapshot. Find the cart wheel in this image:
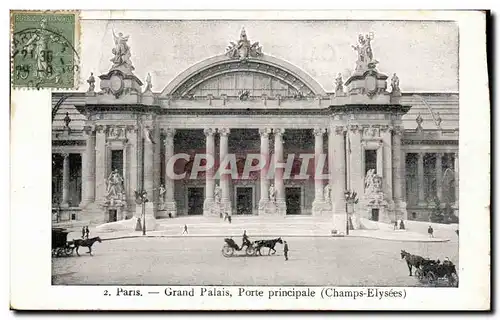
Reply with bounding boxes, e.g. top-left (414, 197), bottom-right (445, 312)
top-left (65, 247), bottom-right (74, 256)
top-left (222, 245), bottom-right (234, 257)
top-left (448, 272), bottom-right (459, 287)
top-left (246, 246), bottom-right (256, 256)
top-left (415, 269), bottom-right (423, 280)
top-left (426, 271), bottom-right (437, 285)
top-left (56, 248), bottom-right (64, 257)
